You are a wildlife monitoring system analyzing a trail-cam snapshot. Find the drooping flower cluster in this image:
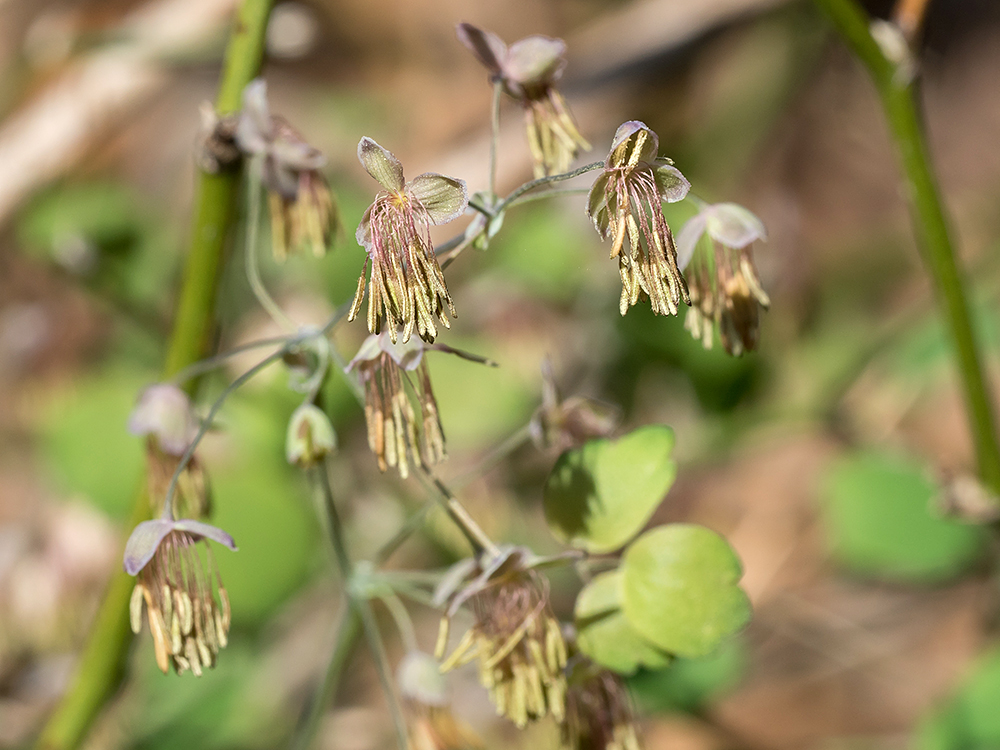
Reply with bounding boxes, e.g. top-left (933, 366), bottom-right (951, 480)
top-left (587, 122), bottom-right (691, 317)
top-left (563, 665), bottom-right (641, 750)
top-left (124, 517), bottom-right (236, 676)
top-left (676, 201), bottom-right (769, 356)
top-left (435, 548), bottom-right (568, 729)
top-left (129, 384), bottom-right (210, 521)
top-left (457, 23), bottom-right (591, 178)
top-left (235, 79), bottom-right (339, 260)
top-left (350, 138), bottom-right (468, 344)
top-left (347, 332), bottom-right (492, 479)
